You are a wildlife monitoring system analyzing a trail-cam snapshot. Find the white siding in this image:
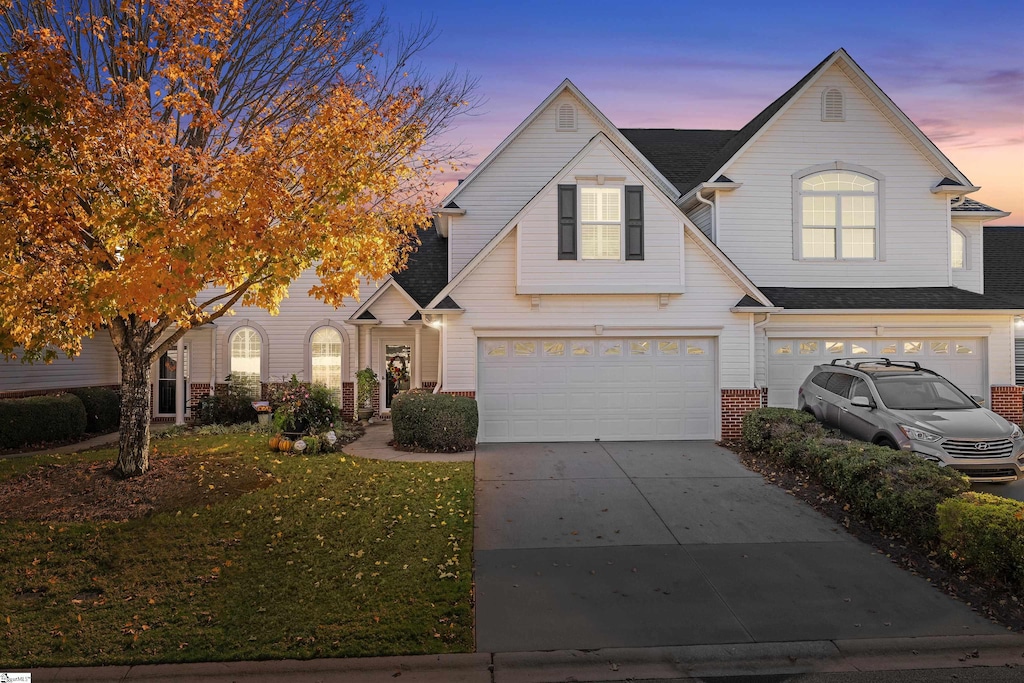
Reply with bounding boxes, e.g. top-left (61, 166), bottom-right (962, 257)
top-left (208, 268), bottom-right (379, 384)
top-left (443, 228), bottom-right (753, 395)
top-left (689, 202), bottom-right (713, 239)
top-left (368, 286), bottom-right (417, 326)
top-left (449, 92), bottom-right (605, 276)
top-left (517, 141), bottom-right (683, 294)
top-left (0, 334), bottom-right (120, 392)
top-left (717, 64), bottom-right (953, 287)
top-left (952, 219), bottom-right (984, 294)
